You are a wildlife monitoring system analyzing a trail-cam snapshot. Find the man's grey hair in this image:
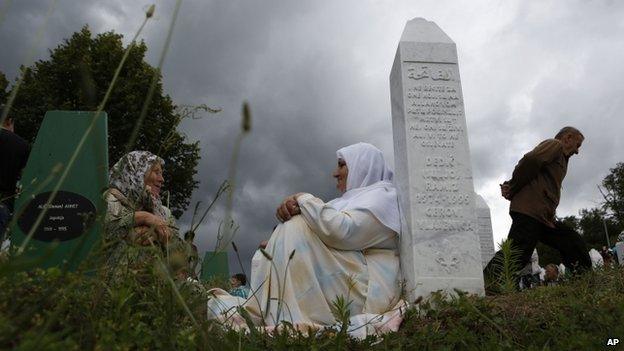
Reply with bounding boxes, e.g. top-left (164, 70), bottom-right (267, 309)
top-left (555, 126), bottom-right (584, 140)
